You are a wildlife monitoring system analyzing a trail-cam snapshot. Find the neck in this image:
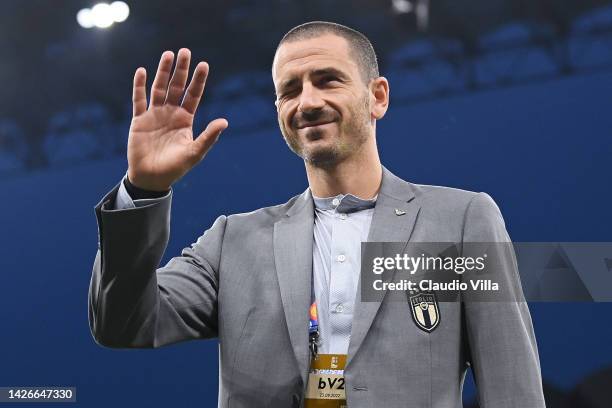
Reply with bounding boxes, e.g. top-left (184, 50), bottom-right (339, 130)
top-left (305, 138), bottom-right (382, 199)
